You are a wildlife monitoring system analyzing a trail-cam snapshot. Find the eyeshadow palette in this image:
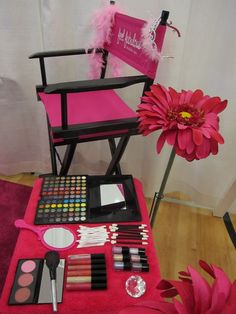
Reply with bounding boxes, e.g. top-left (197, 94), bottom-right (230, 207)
top-left (35, 175), bottom-right (88, 225)
top-left (8, 258), bottom-right (65, 305)
top-left (34, 175), bottom-right (141, 225)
